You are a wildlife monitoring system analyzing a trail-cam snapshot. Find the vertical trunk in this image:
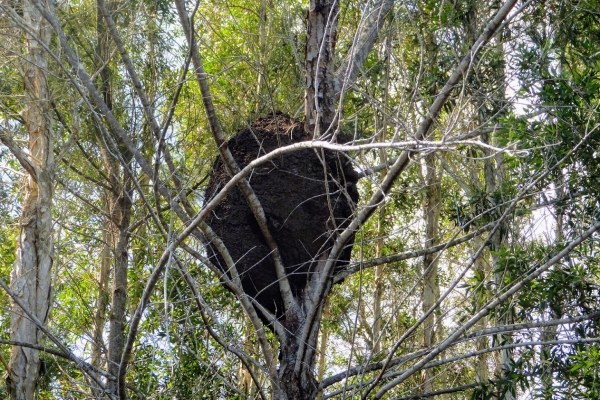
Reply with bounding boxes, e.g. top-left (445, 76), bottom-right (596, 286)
top-left (473, 235), bottom-right (491, 384)
top-left (272, 1), bottom-right (344, 397)
top-left (95, 3), bottom-right (134, 392)
top-left (372, 39), bottom-right (391, 356)
top-left (104, 162), bottom-right (133, 395)
top-left (315, 302), bottom-right (330, 400)
top-left (100, 147), bottom-right (133, 397)
top-left (91, 219), bottom-right (110, 368)
top-left (256, 0), bottom-right (269, 111)
top-left (304, 0), bottom-right (339, 137)
top-left (420, 152), bottom-right (441, 394)
top-left (277, 263), bottom-right (333, 400)
top-left (483, 135), bottom-right (513, 400)
top-left (7, 1), bottom-right (54, 398)
top-left (278, 317), bottom-right (320, 400)
top-left (239, 321), bottom-right (259, 398)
